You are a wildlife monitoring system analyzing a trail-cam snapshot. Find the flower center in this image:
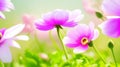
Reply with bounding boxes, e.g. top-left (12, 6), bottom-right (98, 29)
top-left (0, 33), bottom-right (2, 40)
top-left (81, 37), bottom-right (89, 45)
